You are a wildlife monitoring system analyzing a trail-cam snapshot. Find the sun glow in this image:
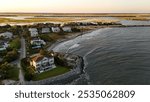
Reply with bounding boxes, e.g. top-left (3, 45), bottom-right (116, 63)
top-left (0, 0), bottom-right (150, 13)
